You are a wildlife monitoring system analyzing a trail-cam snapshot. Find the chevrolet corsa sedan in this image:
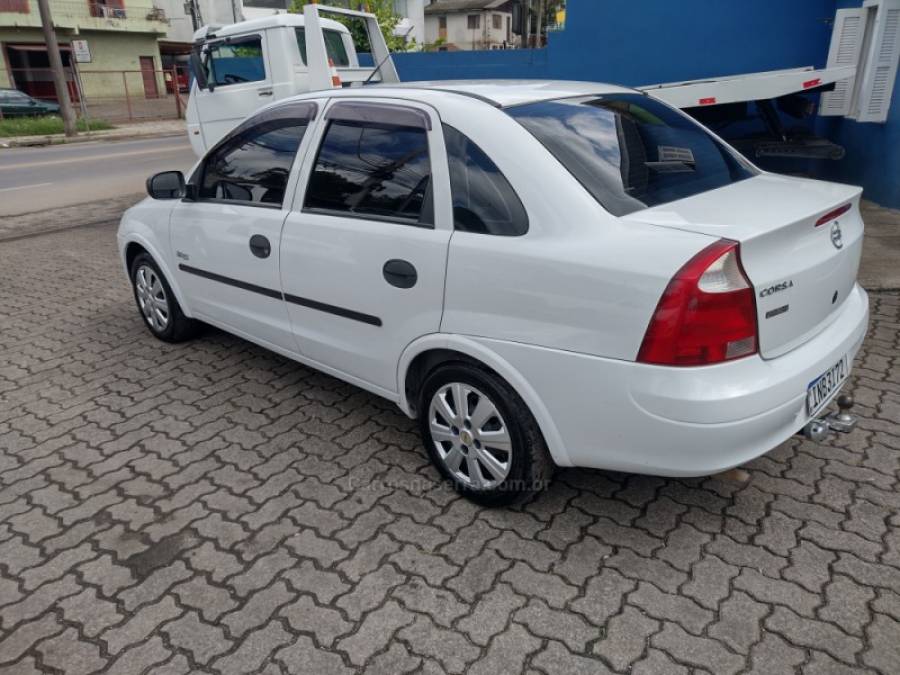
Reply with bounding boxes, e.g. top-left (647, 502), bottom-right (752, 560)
top-left (118, 81), bottom-right (869, 504)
